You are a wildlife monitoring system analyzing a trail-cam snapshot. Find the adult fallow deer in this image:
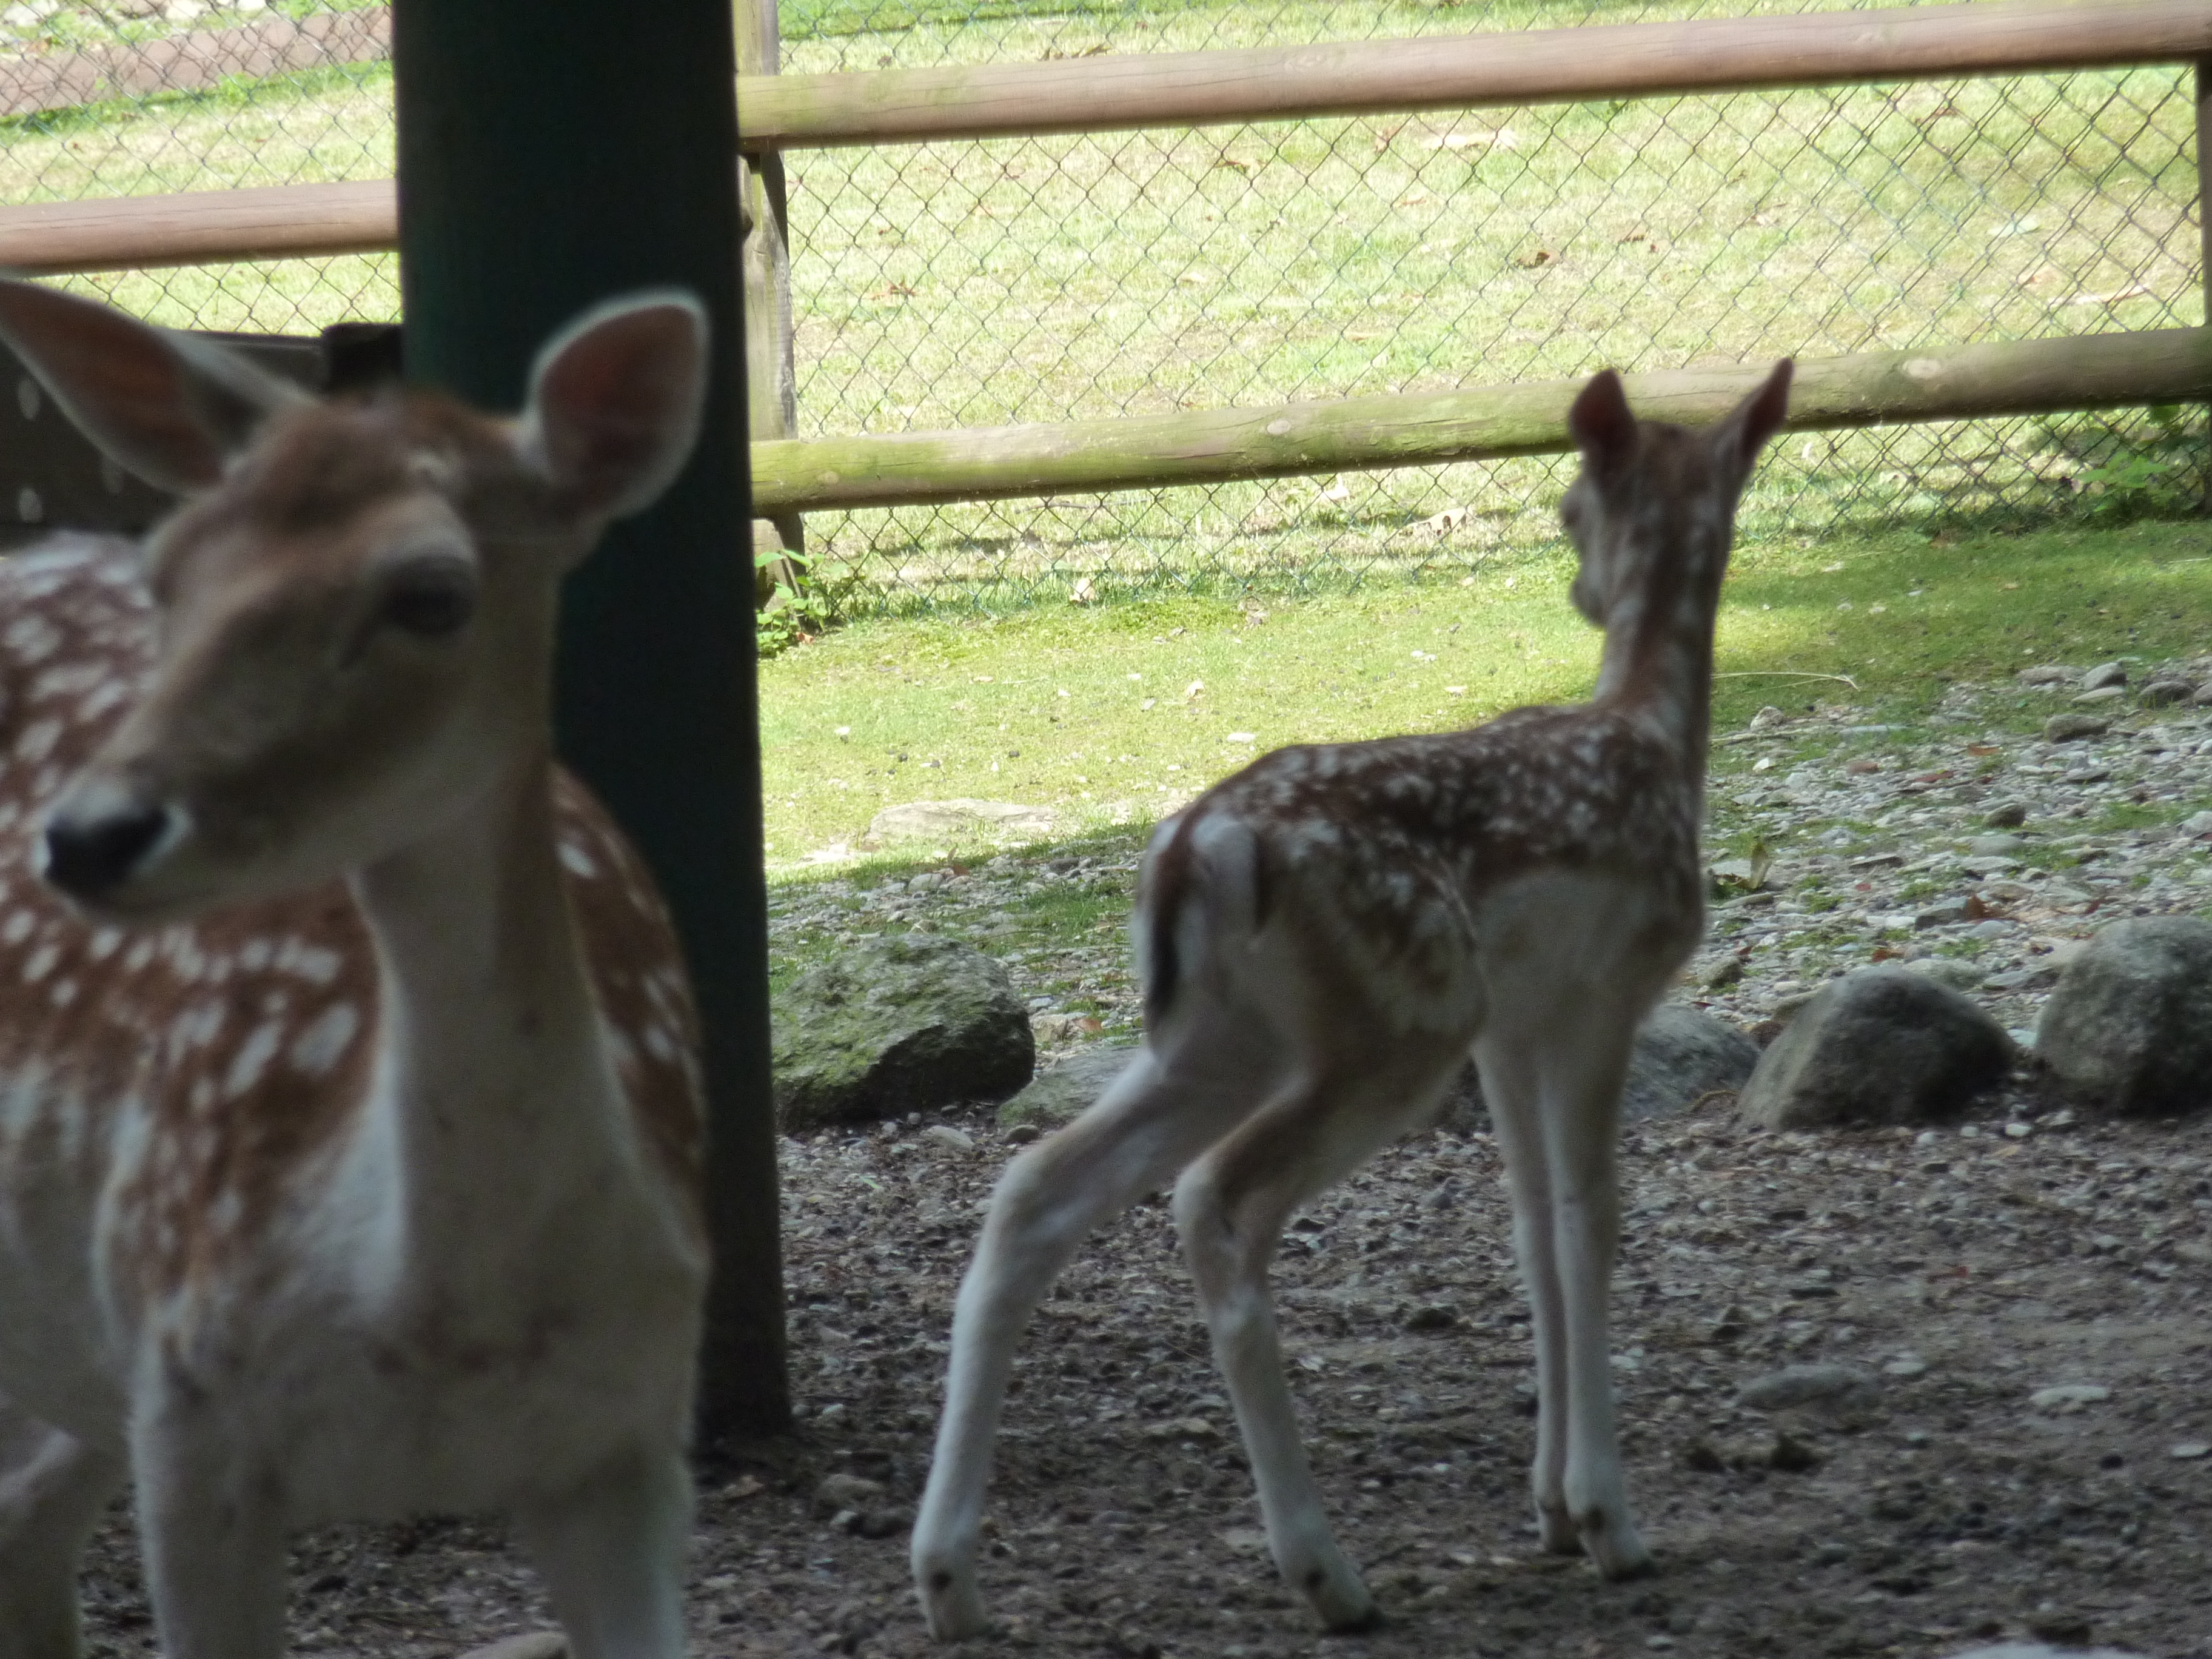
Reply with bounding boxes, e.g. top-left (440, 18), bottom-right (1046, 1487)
top-left (0, 281), bottom-right (713, 1659)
